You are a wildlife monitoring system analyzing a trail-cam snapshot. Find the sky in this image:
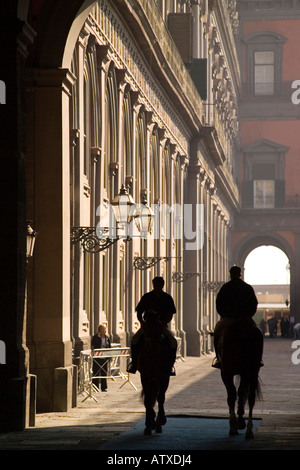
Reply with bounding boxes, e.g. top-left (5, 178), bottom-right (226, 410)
top-left (244, 245), bottom-right (290, 285)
